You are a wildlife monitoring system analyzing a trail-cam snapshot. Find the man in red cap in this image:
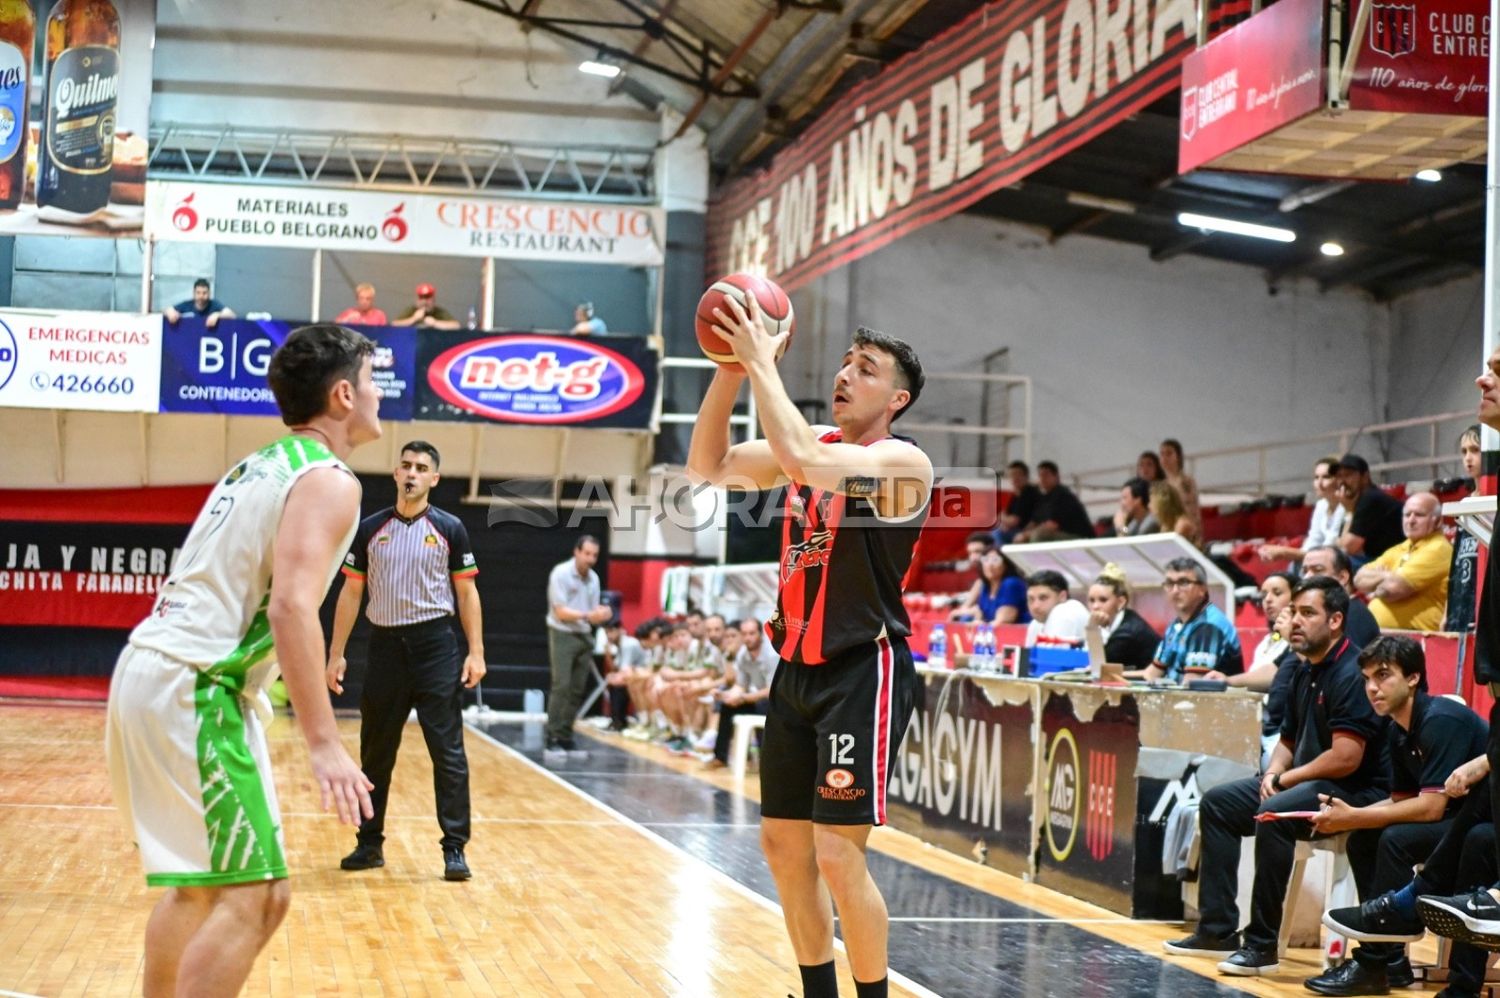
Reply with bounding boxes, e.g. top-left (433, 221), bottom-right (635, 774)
top-left (393, 283), bottom-right (461, 329)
